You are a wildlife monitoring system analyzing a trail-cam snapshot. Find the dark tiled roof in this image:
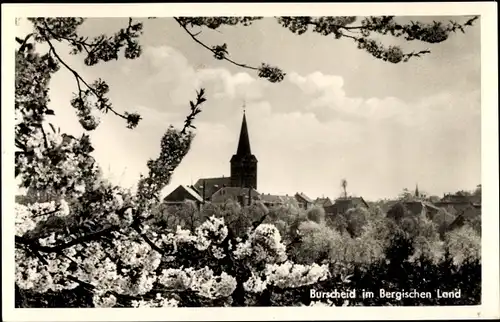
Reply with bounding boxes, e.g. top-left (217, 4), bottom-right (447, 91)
top-left (260, 194), bottom-right (286, 204)
top-left (422, 201), bottom-right (441, 212)
top-left (258, 194), bottom-right (297, 206)
top-left (211, 187), bottom-right (260, 204)
top-left (295, 192), bottom-right (313, 204)
top-left (441, 193), bottom-right (480, 204)
top-left (183, 185), bottom-right (204, 202)
top-left (334, 197), bottom-right (369, 208)
top-left (192, 177), bottom-right (231, 200)
top-left (449, 205), bottom-right (481, 230)
top-left (314, 197), bottom-right (333, 207)
top-left (324, 197), bottom-right (369, 215)
top-left (164, 185), bottom-right (204, 203)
